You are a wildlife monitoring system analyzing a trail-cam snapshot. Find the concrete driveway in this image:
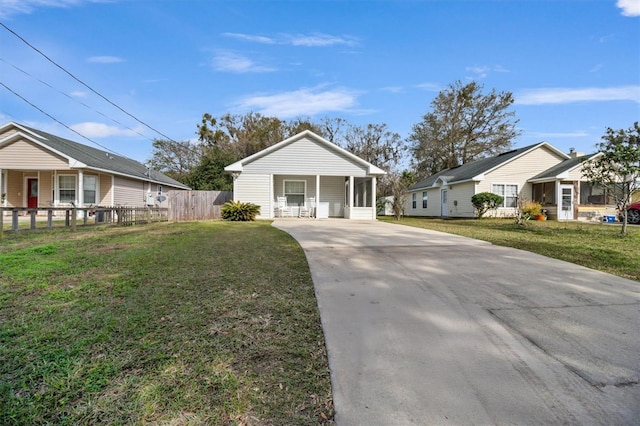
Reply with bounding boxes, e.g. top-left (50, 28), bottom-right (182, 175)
top-left (273, 219), bottom-right (640, 425)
